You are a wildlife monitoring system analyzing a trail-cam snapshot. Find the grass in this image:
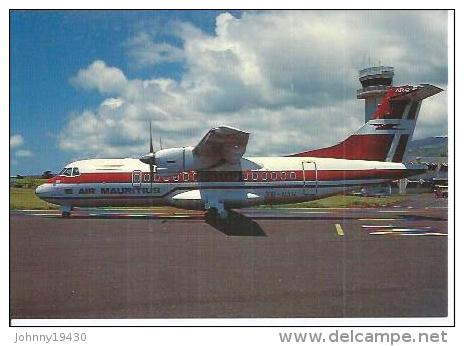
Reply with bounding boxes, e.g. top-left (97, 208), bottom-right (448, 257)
top-left (261, 195), bottom-right (407, 208)
top-left (10, 188), bottom-right (58, 210)
top-left (11, 178), bottom-right (47, 189)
